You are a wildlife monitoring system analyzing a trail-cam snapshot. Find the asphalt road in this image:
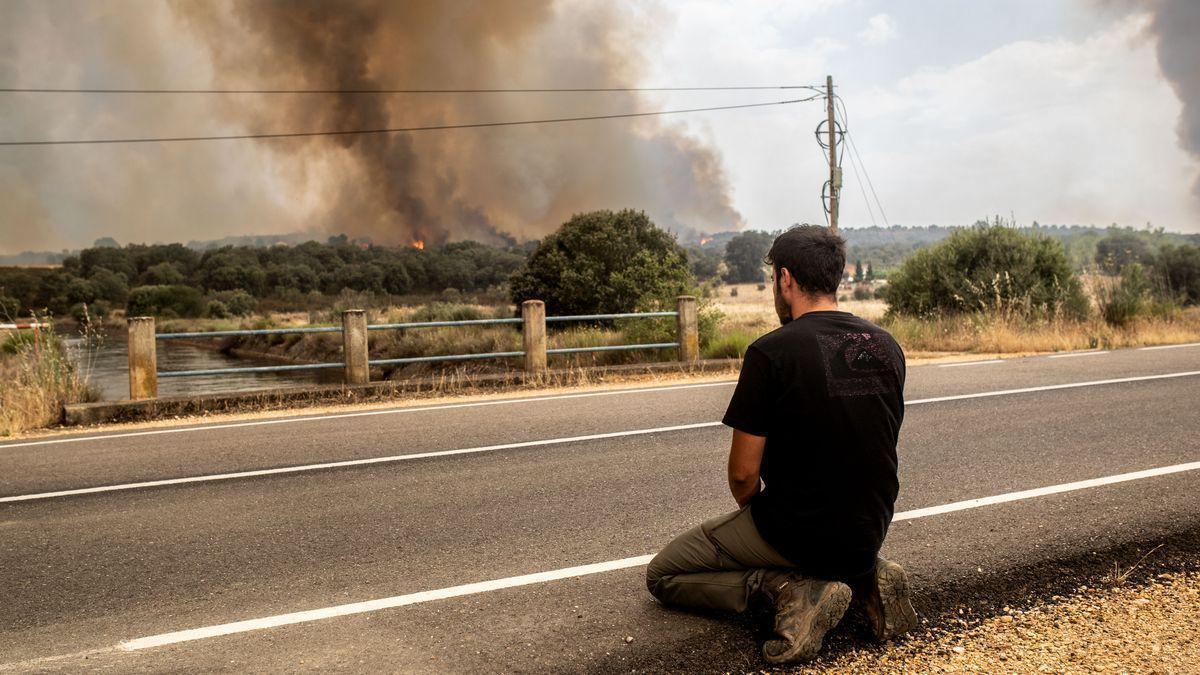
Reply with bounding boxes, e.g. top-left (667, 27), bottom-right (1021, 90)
top-left (1, 344), bottom-right (1198, 672)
